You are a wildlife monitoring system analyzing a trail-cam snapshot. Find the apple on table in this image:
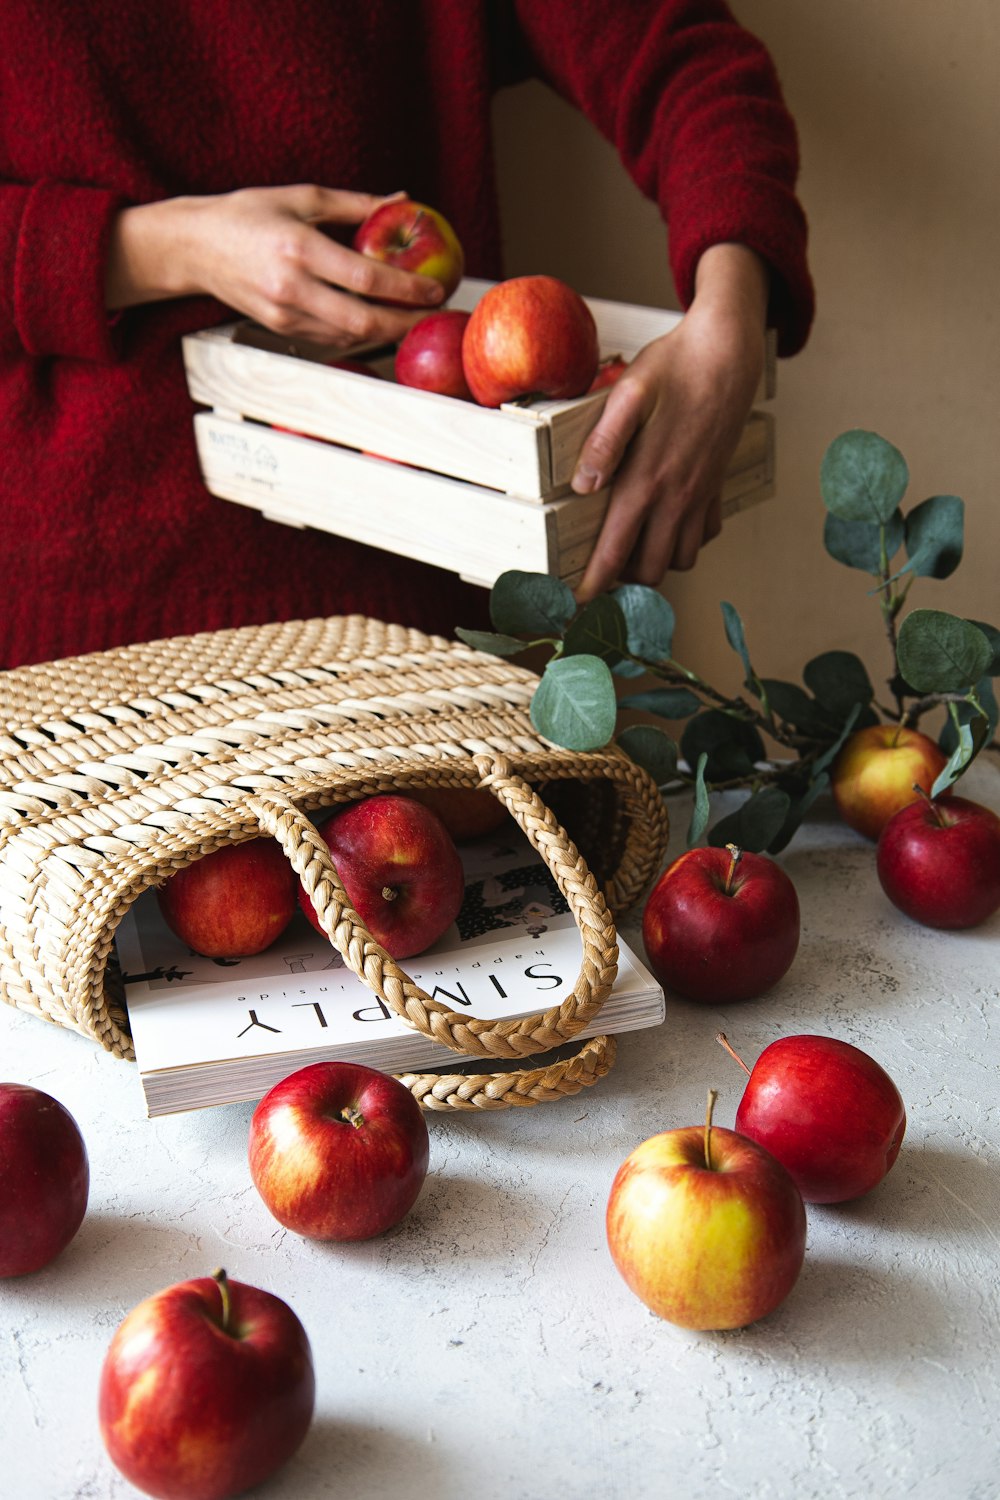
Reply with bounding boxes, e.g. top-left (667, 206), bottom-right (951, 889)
top-left (156, 837), bottom-right (297, 960)
top-left (99, 1267), bottom-right (315, 1500)
top-left (876, 791), bottom-right (1000, 929)
top-left (641, 843), bottom-right (800, 1004)
top-left (718, 1031), bottom-right (906, 1204)
top-left (0, 1082), bottom-right (89, 1277)
top-left (248, 1060), bottom-right (430, 1242)
top-left (606, 1090), bottom-right (806, 1330)
top-left (830, 723), bottom-right (948, 841)
top-left (298, 792), bottom-right (465, 959)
